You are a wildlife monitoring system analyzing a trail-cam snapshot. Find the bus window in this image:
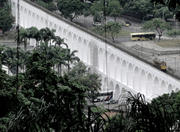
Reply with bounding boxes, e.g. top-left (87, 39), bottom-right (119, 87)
top-left (130, 32), bottom-right (156, 41)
